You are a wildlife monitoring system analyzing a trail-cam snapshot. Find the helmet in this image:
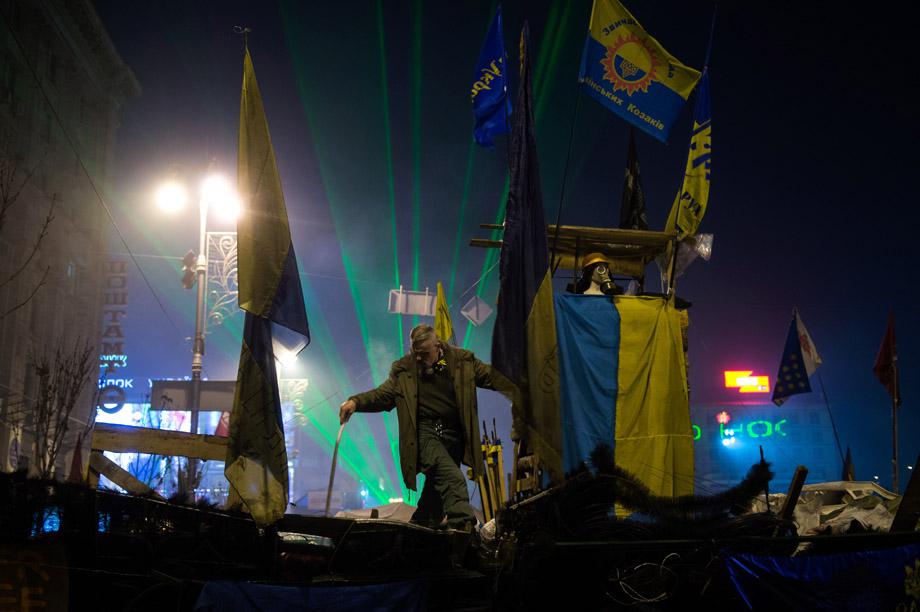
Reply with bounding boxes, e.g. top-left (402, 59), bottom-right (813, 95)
top-left (581, 252), bottom-right (608, 269)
